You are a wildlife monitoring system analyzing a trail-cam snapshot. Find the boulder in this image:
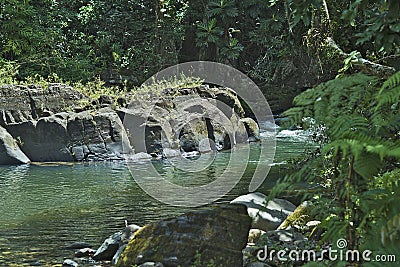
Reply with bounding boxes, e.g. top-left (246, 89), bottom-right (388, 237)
top-left (0, 83), bottom-right (258, 162)
top-left (231, 192), bottom-right (296, 232)
top-left (67, 107), bottom-right (133, 161)
top-left (278, 201), bottom-right (313, 230)
top-left (248, 229), bottom-right (266, 244)
top-left (115, 204), bottom-right (251, 267)
top-left (0, 126), bottom-right (30, 165)
top-left (92, 232), bottom-right (122, 261)
top-left (121, 224), bottom-right (142, 244)
top-left (4, 108), bottom-right (133, 162)
top-left (240, 118), bottom-right (260, 141)
top-left (264, 229), bottom-right (307, 243)
top-left (112, 244), bottom-right (128, 265)
top-left (5, 116), bottom-right (73, 162)
top-left (162, 148), bottom-right (181, 159)
top-left (94, 224), bottom-right (141, 261)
